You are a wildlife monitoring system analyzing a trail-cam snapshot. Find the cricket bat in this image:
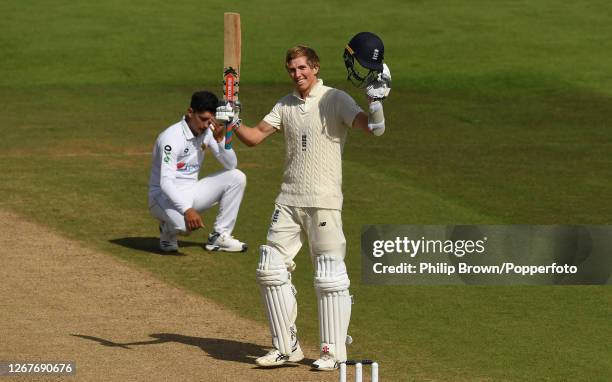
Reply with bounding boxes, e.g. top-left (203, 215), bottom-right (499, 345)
top-left (223, 12), bottom-right (241, 149)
